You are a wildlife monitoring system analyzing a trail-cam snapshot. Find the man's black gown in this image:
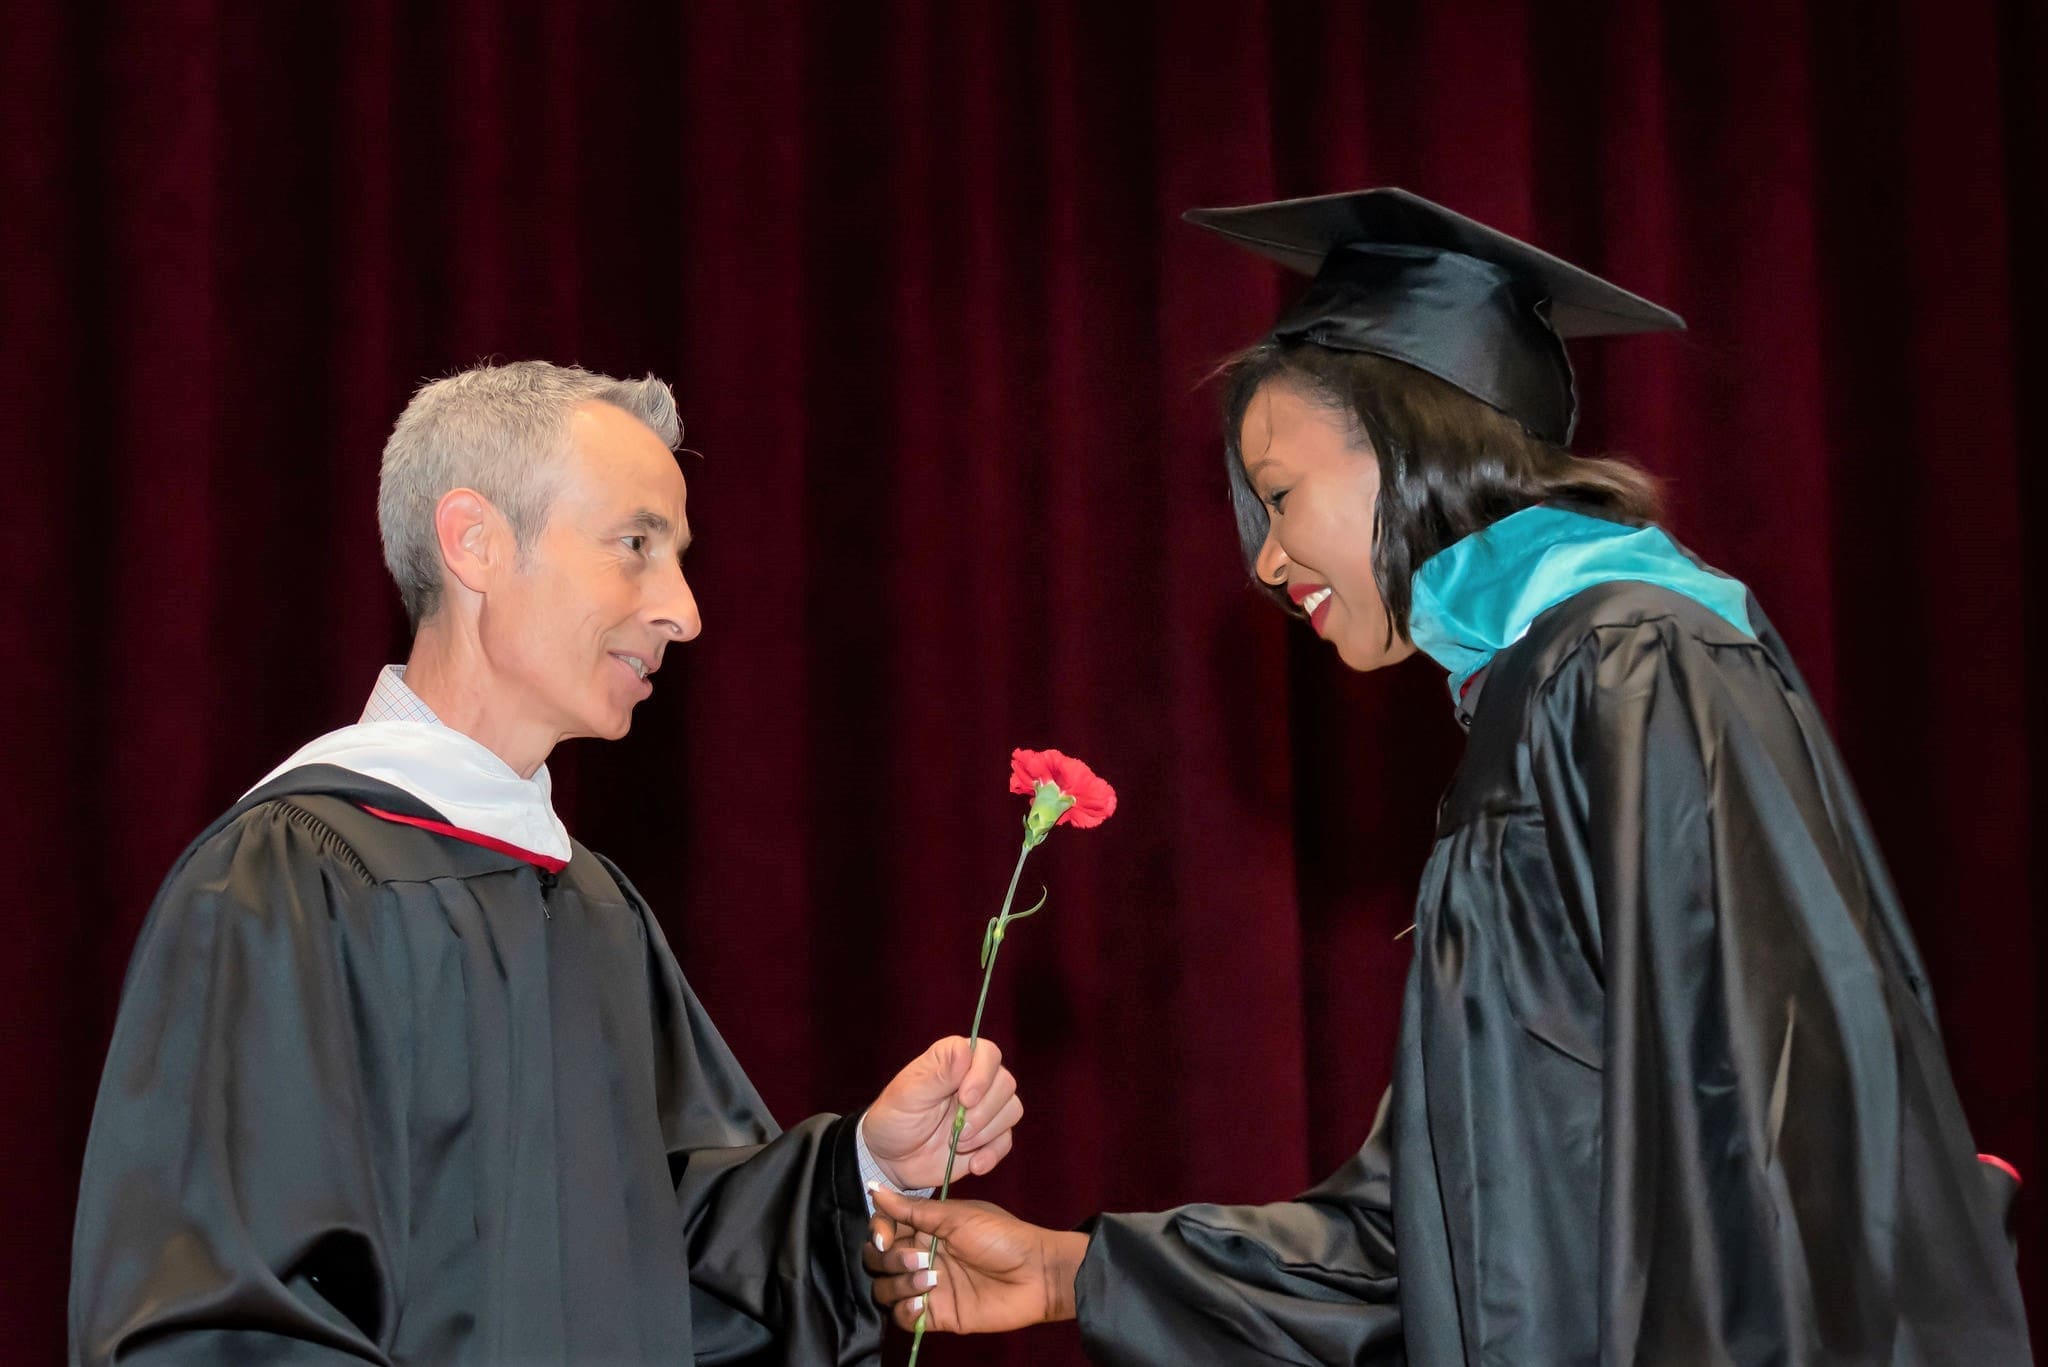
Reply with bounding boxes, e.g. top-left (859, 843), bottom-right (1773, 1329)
top-left (70, 766), bottom-right (882, 1366)
top-left (1075, 583), bottom-right (2029, 1364)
